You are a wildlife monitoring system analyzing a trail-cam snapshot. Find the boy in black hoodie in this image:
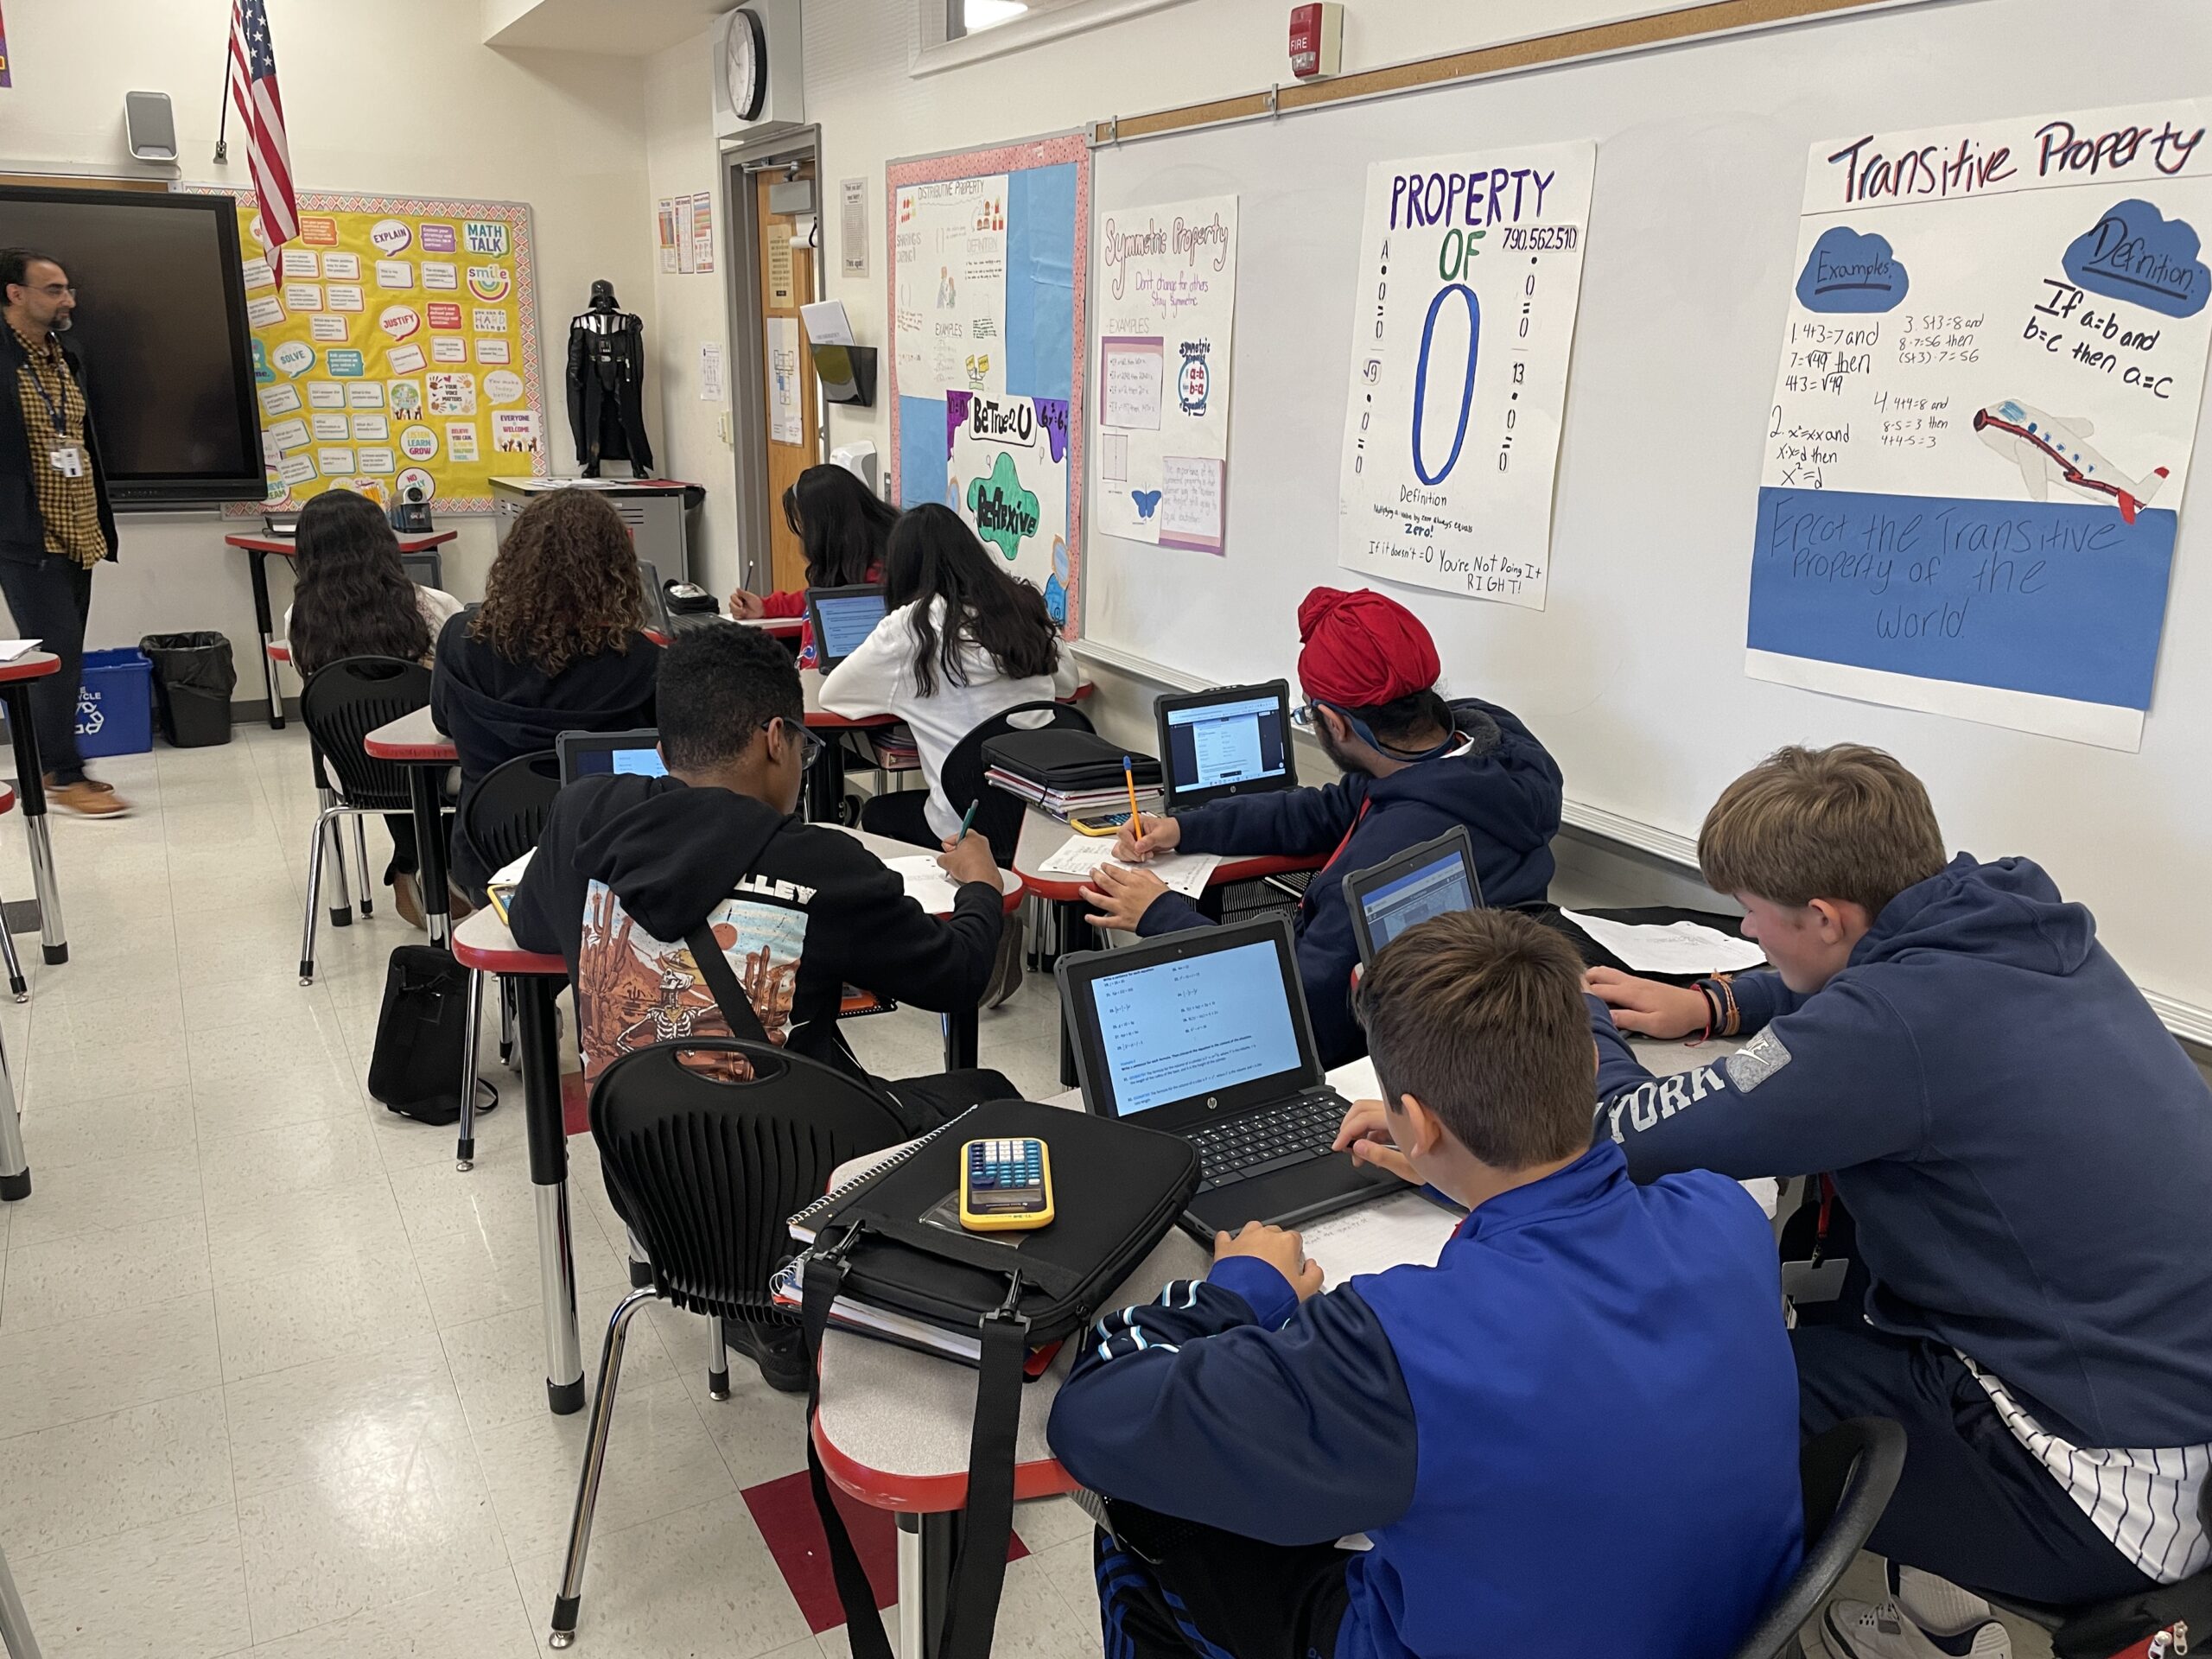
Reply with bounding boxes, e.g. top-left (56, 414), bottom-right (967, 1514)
top-left (1084, 586), bottom-right (1564, 1066)
top-left (509, 621), bottom-right (1018, 1387)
